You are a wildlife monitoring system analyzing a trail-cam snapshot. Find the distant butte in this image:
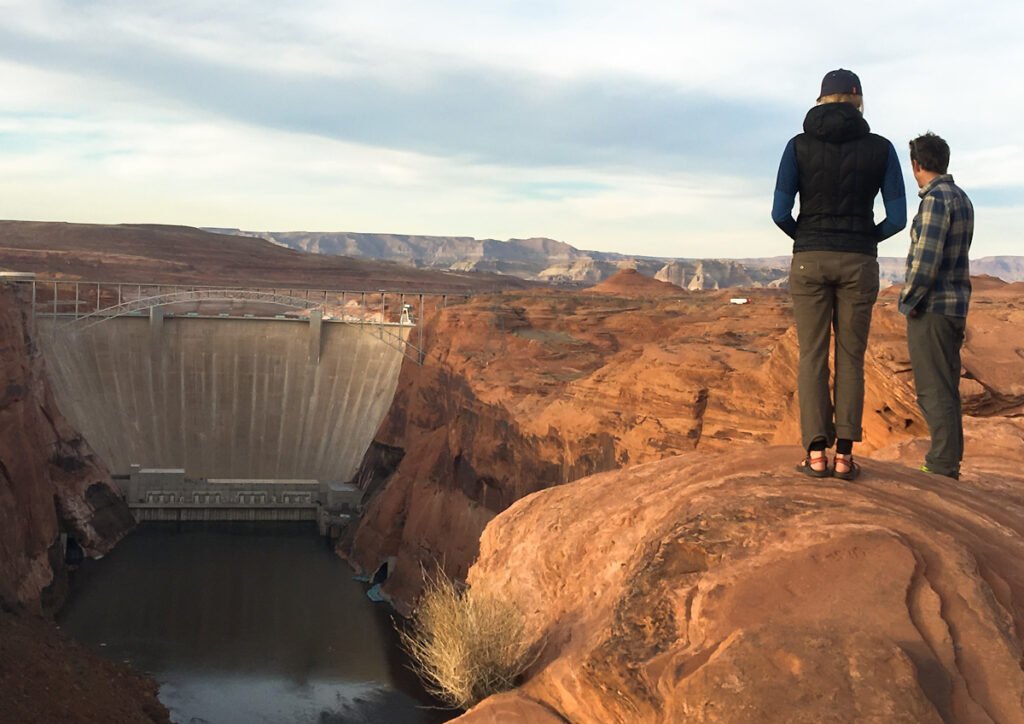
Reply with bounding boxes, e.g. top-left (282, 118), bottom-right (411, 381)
top-left (583, 267), bottom-right (686, 296)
